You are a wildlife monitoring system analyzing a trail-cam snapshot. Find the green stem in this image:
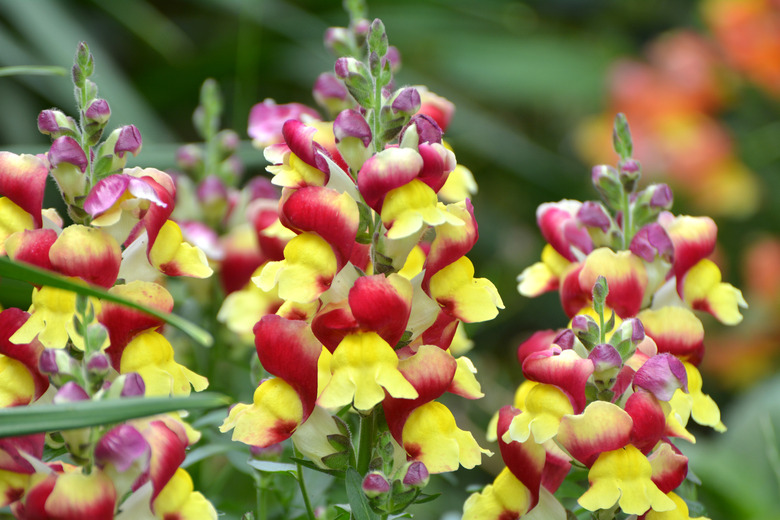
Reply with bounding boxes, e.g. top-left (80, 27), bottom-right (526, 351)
top-left (621, 189), bottom-right (632, 250)
top-left (357, 410), bottom-right (375, 476)
top-left (293, 444), bottom-right (316, 520)
top-left (253, 469), bottom-right (267, 520)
